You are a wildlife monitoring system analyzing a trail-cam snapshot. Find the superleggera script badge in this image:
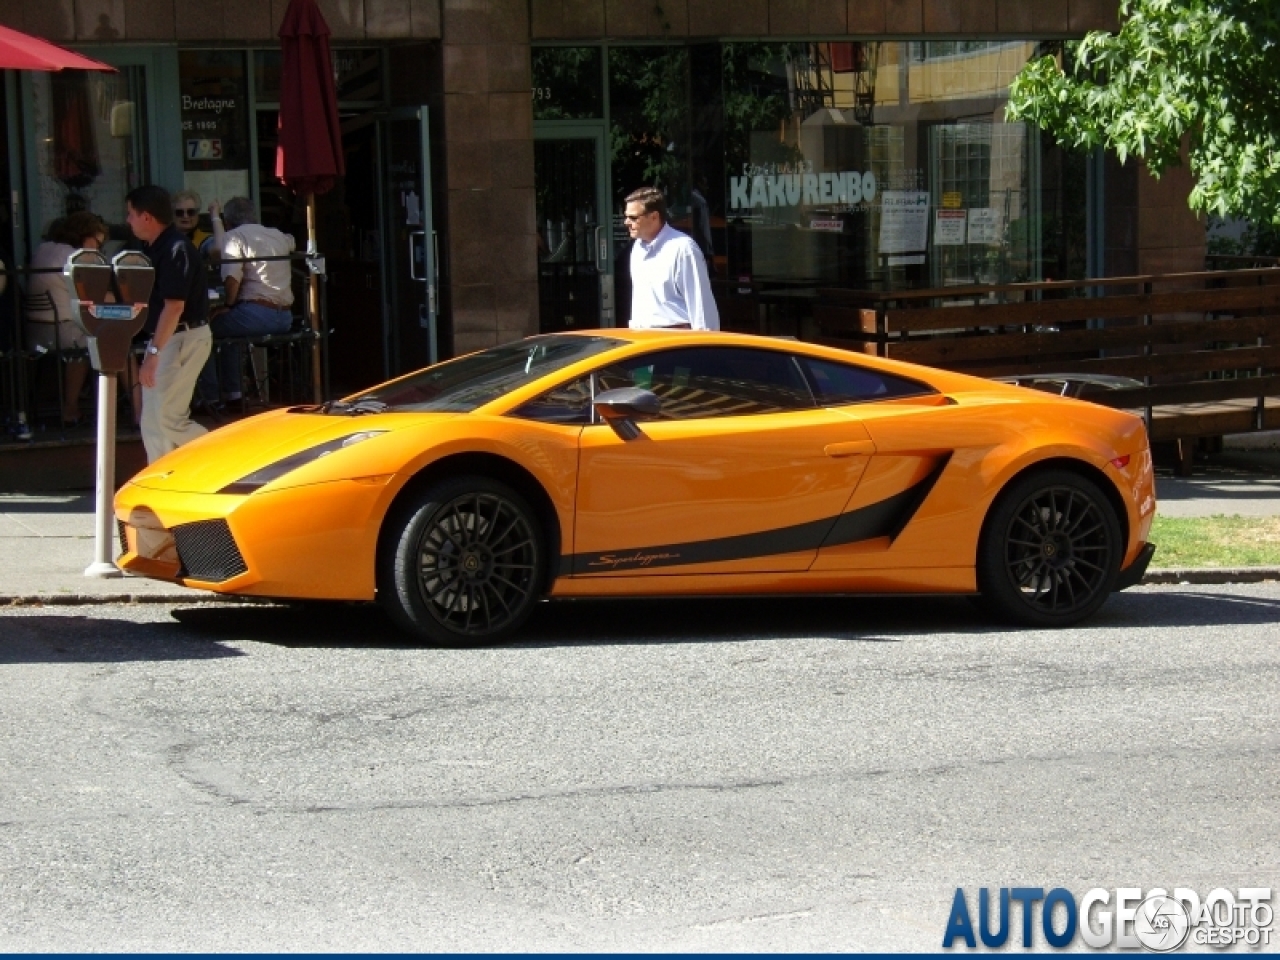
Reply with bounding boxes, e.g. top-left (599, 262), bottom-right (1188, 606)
top-left (588, 551), bottom-right (681, 569)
